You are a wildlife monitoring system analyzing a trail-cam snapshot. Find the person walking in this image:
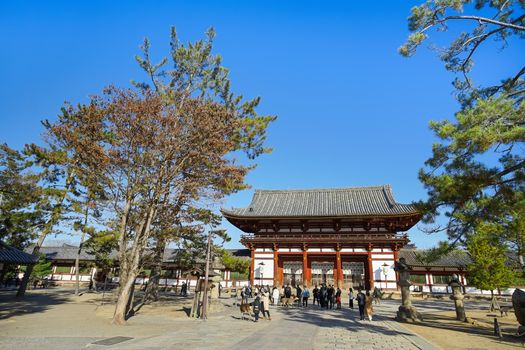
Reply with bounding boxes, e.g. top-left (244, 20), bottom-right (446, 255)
top-left (356, 289), bottom-right (366, 320)
top-left (301, 285), bottom-right (310, 307)
top-left (335, 287), bottom-right (342, 309)
top-left (365, 290), bottom-right (374, 321)
top-left (261, 290), bottom-right (271, 320)
top-left (241, 286), bottom-right (249, 304)
top-left (180, 282), bottom-right (187, 297)
top-left (272, 286), bottom-right (280, 306)
top-left (251, 293), bottom-right (262, 322)
top-left (373, 287), bottom-right (382, 305)
top-left (313, 285), bottom-right (319, 305)
top-left (348, 287), bottom-right (354, 309)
